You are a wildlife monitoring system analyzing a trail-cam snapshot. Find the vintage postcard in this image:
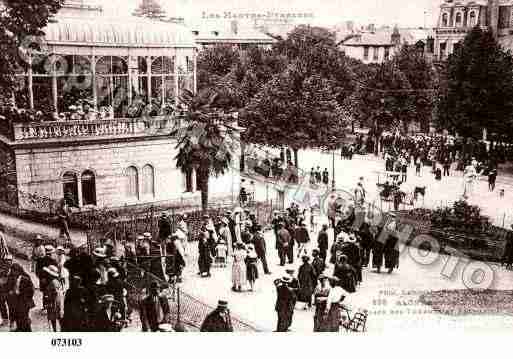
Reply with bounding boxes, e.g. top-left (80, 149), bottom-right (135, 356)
top-left (0, 0), bottom-right (512, 352)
